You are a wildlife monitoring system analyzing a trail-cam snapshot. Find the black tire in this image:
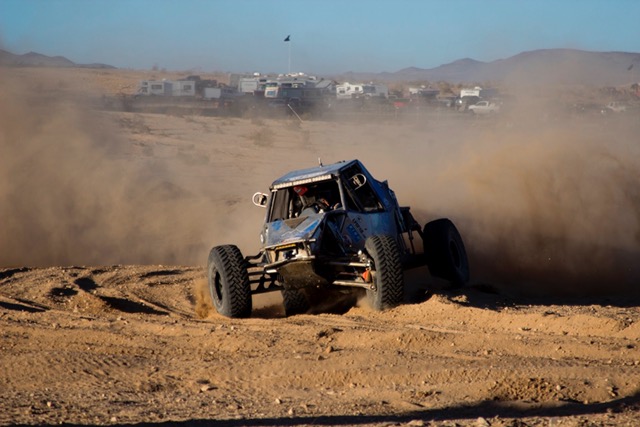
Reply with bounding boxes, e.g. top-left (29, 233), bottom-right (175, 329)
top-left (423, 218), bottom-right (469, 289)
top-left (364, 235), bottom-right (404, 310)
top-left (281, 288), bottom-right (310, 317)
top-left (207, 245), bottom-right (252, 318)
